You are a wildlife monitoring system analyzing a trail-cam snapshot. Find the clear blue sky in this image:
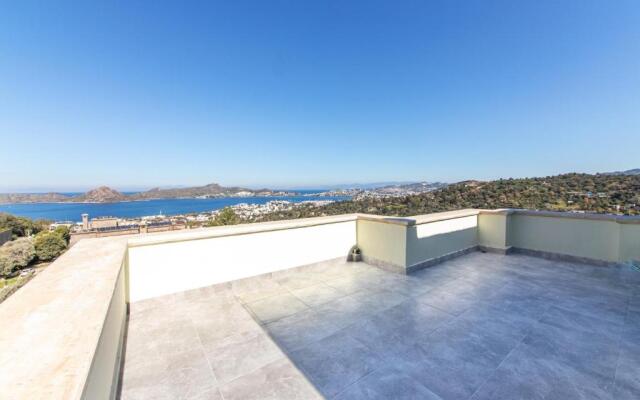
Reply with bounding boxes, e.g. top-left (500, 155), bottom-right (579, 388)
top-left (1, 1), bottom-right (638, 191)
